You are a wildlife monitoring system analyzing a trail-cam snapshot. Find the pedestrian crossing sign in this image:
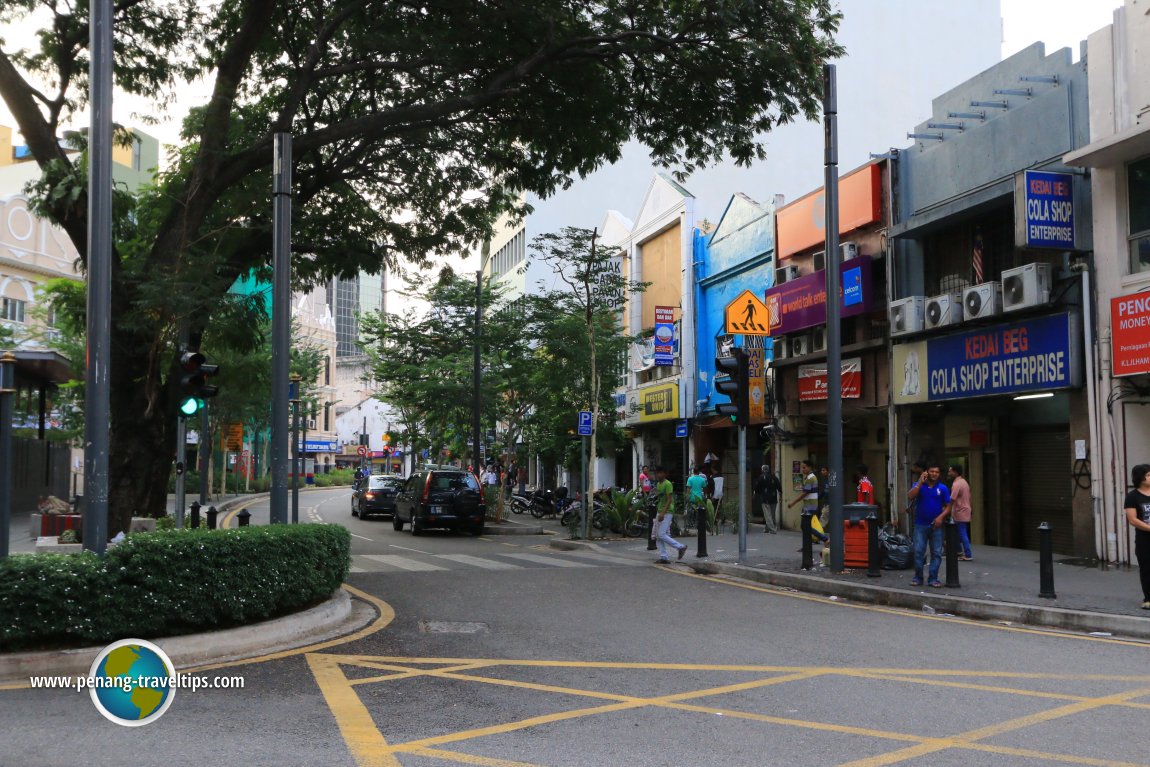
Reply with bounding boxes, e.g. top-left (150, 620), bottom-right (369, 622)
top-left (724, 290), bottom-right (770, 335)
